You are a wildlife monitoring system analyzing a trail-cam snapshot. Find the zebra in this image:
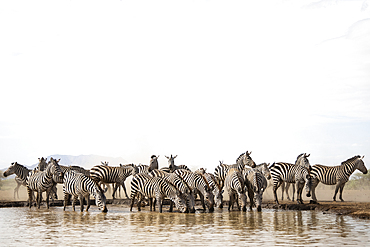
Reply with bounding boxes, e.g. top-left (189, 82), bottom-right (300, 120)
top-left (27, 158), bottom-right (64, 209)
top-left (279, 153), bottom-right (311, 202)
top-left (195, 168), bottom-right (223, 209)
top-left (3, 161), bottom-right (35, 202)
top-left (214, 161), bottom-right (245, 190)
top-left (165, 155), bottom-right (191, 172)
top-left (269, 161), bottom-right (312, 205)
top-left (149, 155), bottom-right (159, 172)
top-left (150, 169), bottom-right (196, 213)
top-left (236, 151), bottom-right (257, 169)
top-left (63, 170), bottom-right (107, 212)
top-left (90, 163), bottom-right (138, 199)
top-left (174, 169), bottom-right (214, 212)
top-left (130, 174), bottom-right (187, 213)
top-left (310, 155), bottom-right (367, 203)
top-left (224, 168), bottom-right (247, 212)
top-left (244, 168), bottom-right (267, 212)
